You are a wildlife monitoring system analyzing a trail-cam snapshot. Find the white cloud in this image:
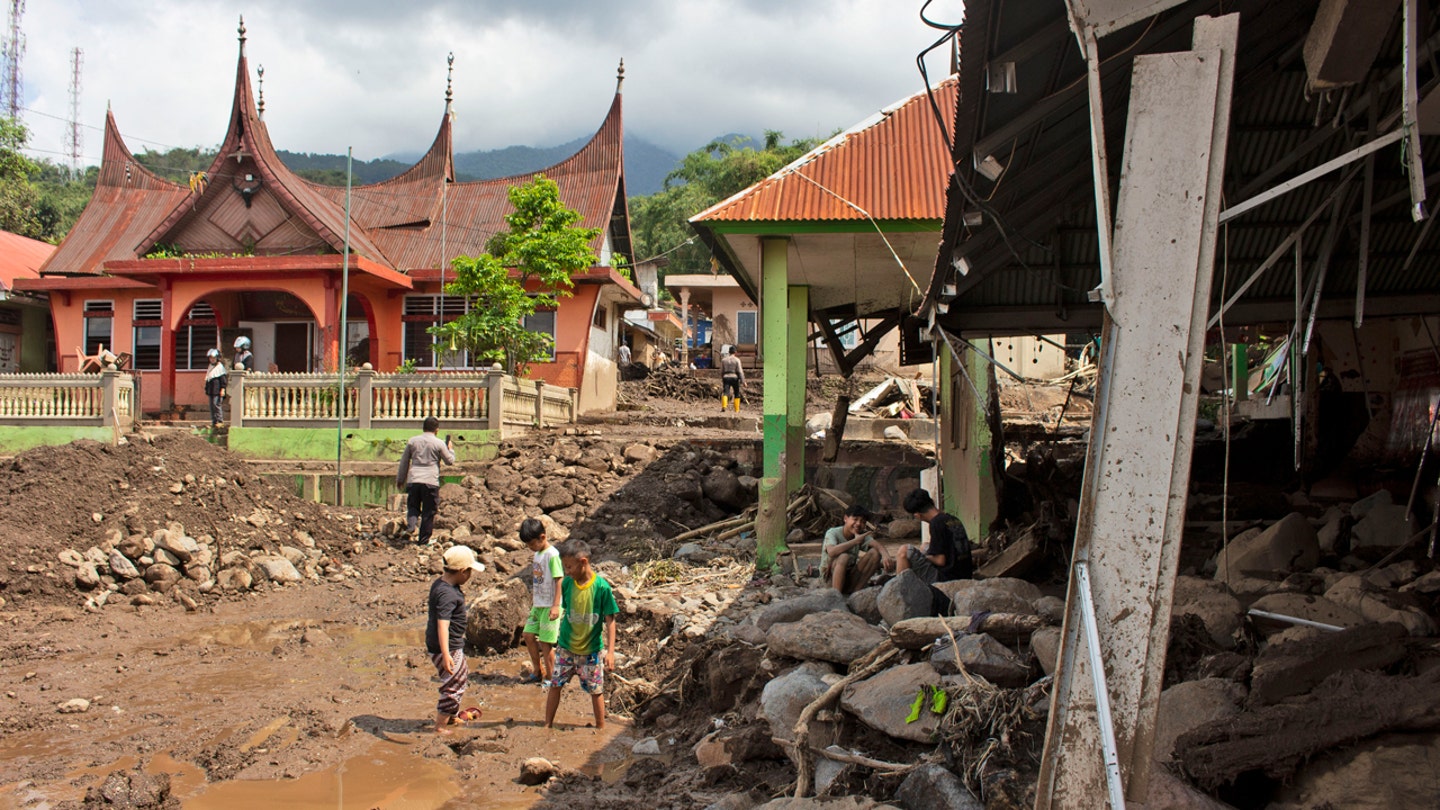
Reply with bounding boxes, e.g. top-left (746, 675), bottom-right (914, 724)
top-left (17, 0), bottom-right (964, 164)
